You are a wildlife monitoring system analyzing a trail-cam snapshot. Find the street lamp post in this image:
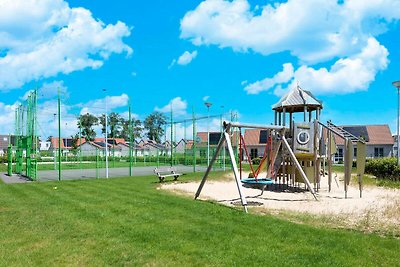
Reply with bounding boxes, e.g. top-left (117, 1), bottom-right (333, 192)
top-left (204, 102), bottom-right (212, 166)
top-left (103, 89), bottom-right (109, 178)
top-left (392, 81), bottom-right (400, 166)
